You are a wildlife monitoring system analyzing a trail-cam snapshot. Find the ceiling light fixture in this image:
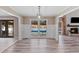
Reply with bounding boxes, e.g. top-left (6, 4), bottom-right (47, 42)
top-left (37, 6), bottom-right (41, 19)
